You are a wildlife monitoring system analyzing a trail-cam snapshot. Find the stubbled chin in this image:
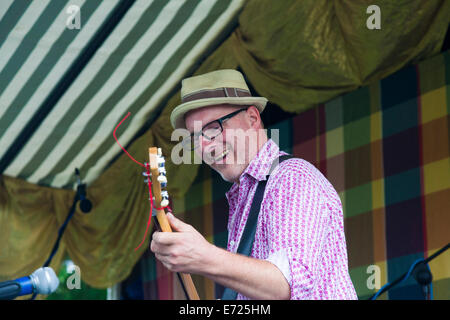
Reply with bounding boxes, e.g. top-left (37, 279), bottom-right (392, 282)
top-left (209, 151), bottom-right (246, 183)
top-left (219, 173), bottom-right (234, 183)
top-left (214, 166), bottom-right (246, 184)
